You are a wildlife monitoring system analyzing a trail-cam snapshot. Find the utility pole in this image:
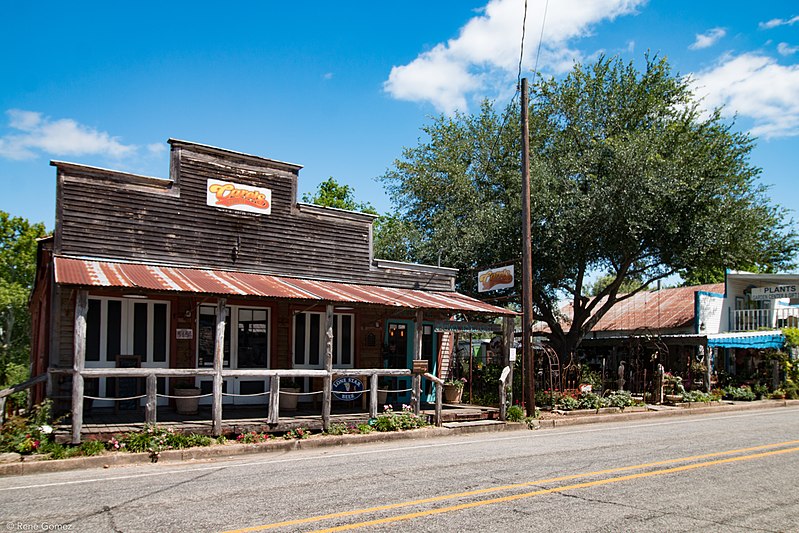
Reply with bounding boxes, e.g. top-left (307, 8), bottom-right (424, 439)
top-left (521, 77), bottom-right (535, 416)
